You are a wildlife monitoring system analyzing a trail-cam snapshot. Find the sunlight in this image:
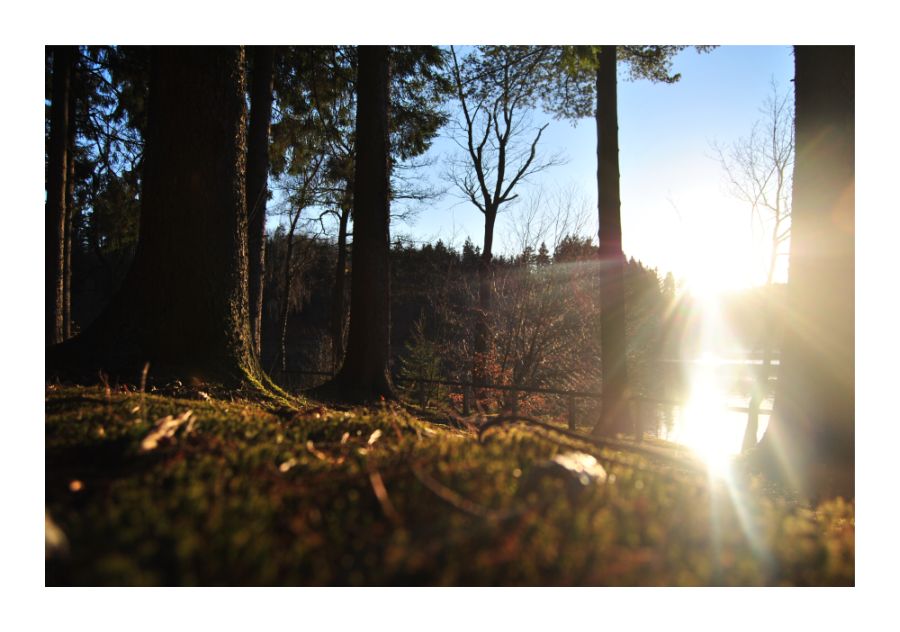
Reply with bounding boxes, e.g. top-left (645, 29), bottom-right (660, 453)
top-left (677, 375), bottom-right (735, 478)
top-left (664, 282), bottom-right (745, 477)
